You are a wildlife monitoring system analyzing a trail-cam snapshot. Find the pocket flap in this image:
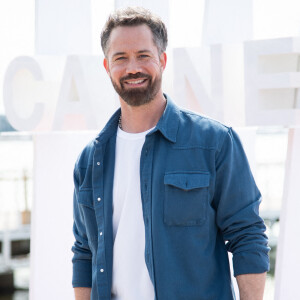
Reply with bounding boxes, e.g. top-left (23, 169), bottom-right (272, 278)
top-left (164, 172), bottom-right (210, 190)
top-left (78, 189), bottom-right (94, 208)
